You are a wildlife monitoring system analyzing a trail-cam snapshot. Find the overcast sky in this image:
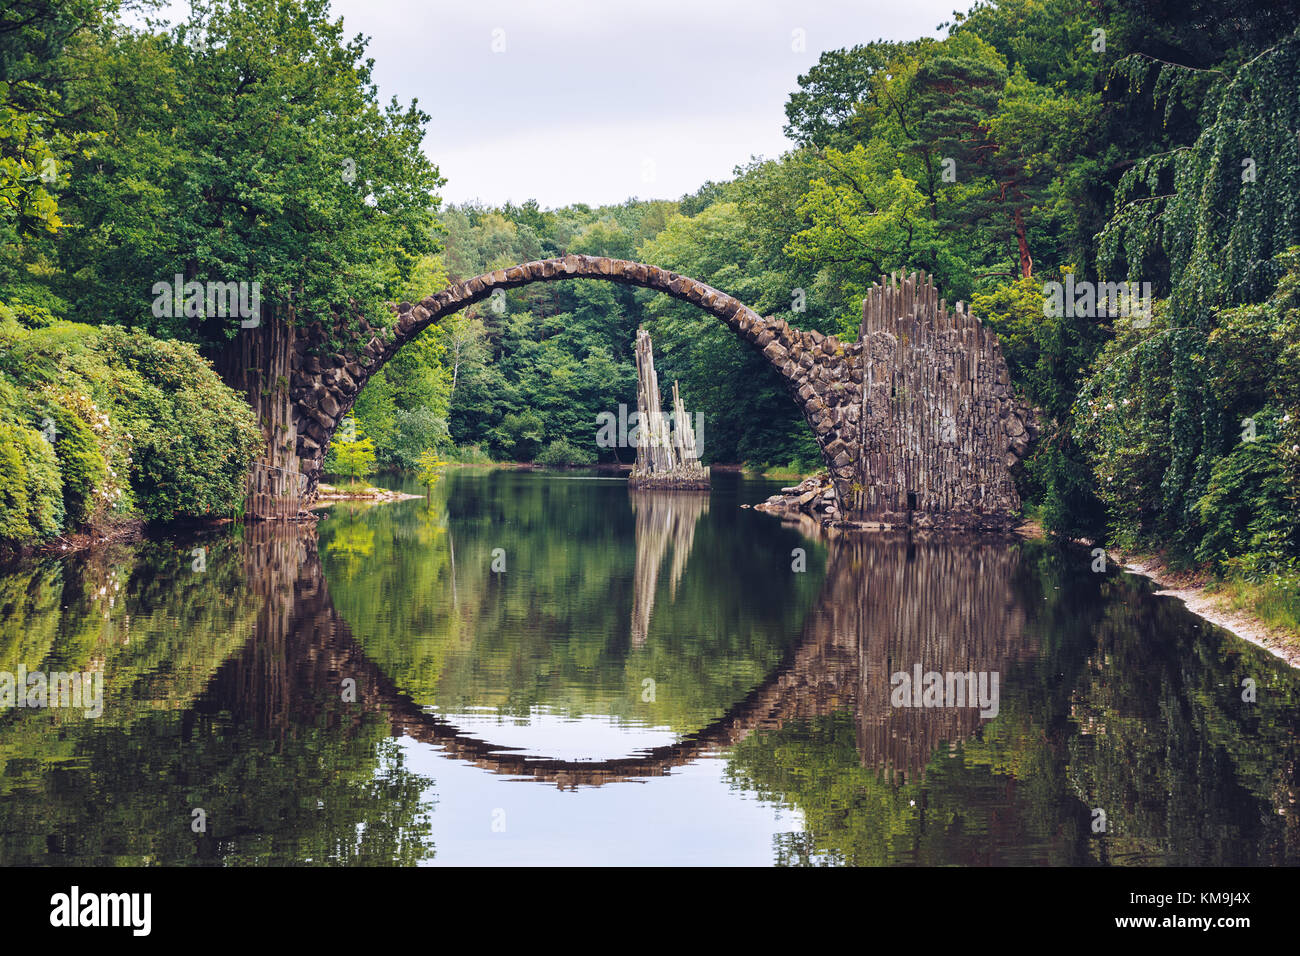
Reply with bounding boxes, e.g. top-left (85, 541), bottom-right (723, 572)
top-left (164, 1), bottom-right (963, 208)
